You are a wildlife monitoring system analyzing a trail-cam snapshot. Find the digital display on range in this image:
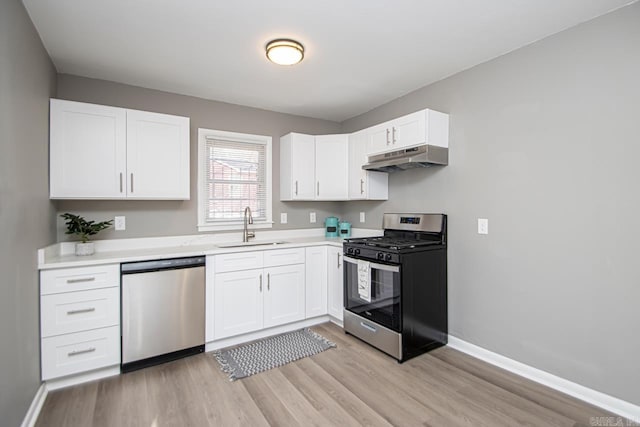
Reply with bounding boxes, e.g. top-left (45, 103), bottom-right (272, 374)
top-left (400, 217), bottom-right (420, 224)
